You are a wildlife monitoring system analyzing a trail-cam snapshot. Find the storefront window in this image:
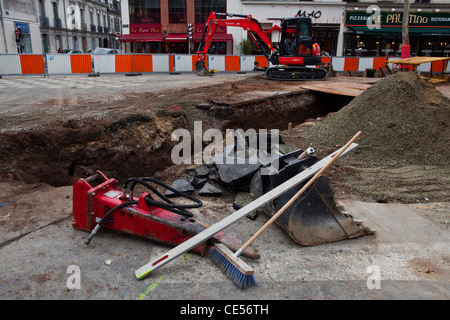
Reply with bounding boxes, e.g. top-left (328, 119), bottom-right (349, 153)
top-left (169, 0), bottom-right (187, 23)
top-left (195, 0), bottom-right (226, 24)
top-left (132, 42), bottom-right (162, 53)
top-left (312, 28), bottom-right (338, 56)
top-left (130, 0), bottom-right (161, 24)
top-left (345, 32), bottom-right (450, 58)
top-left (165, 42), bottom-right (188, 53)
